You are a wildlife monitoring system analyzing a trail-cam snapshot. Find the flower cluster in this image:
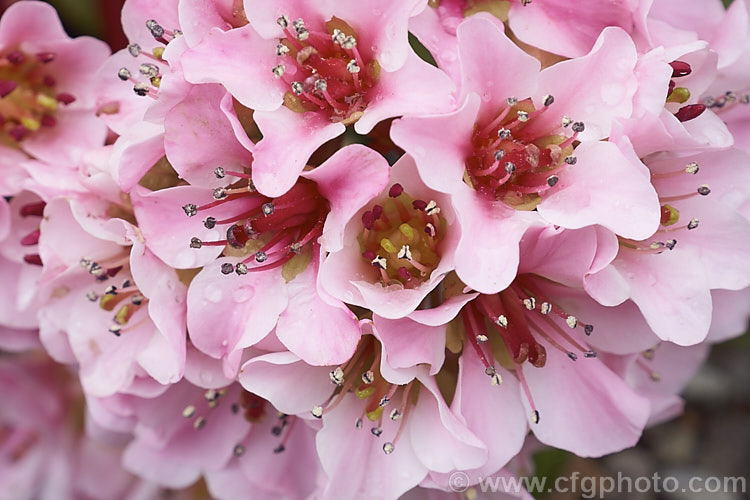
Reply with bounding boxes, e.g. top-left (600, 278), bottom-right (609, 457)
top-left (2, 0), bottom-right (750, 498)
